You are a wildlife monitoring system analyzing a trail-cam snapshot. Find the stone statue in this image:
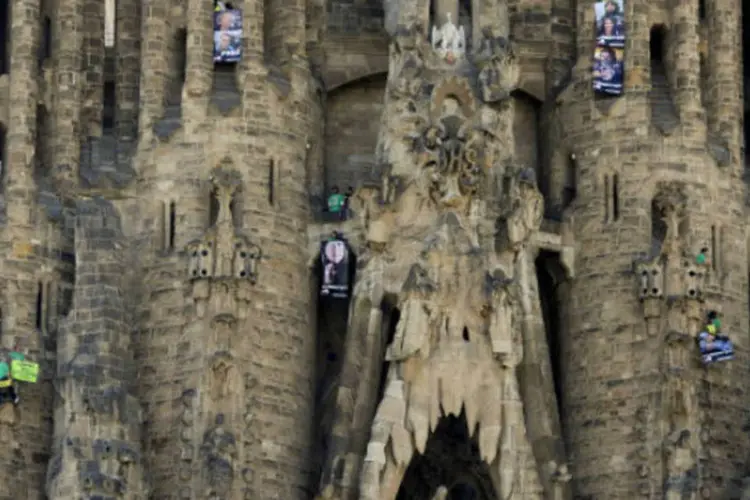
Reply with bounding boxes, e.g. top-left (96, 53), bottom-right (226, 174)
top-left (431, 13), bottom-right (466, 64)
